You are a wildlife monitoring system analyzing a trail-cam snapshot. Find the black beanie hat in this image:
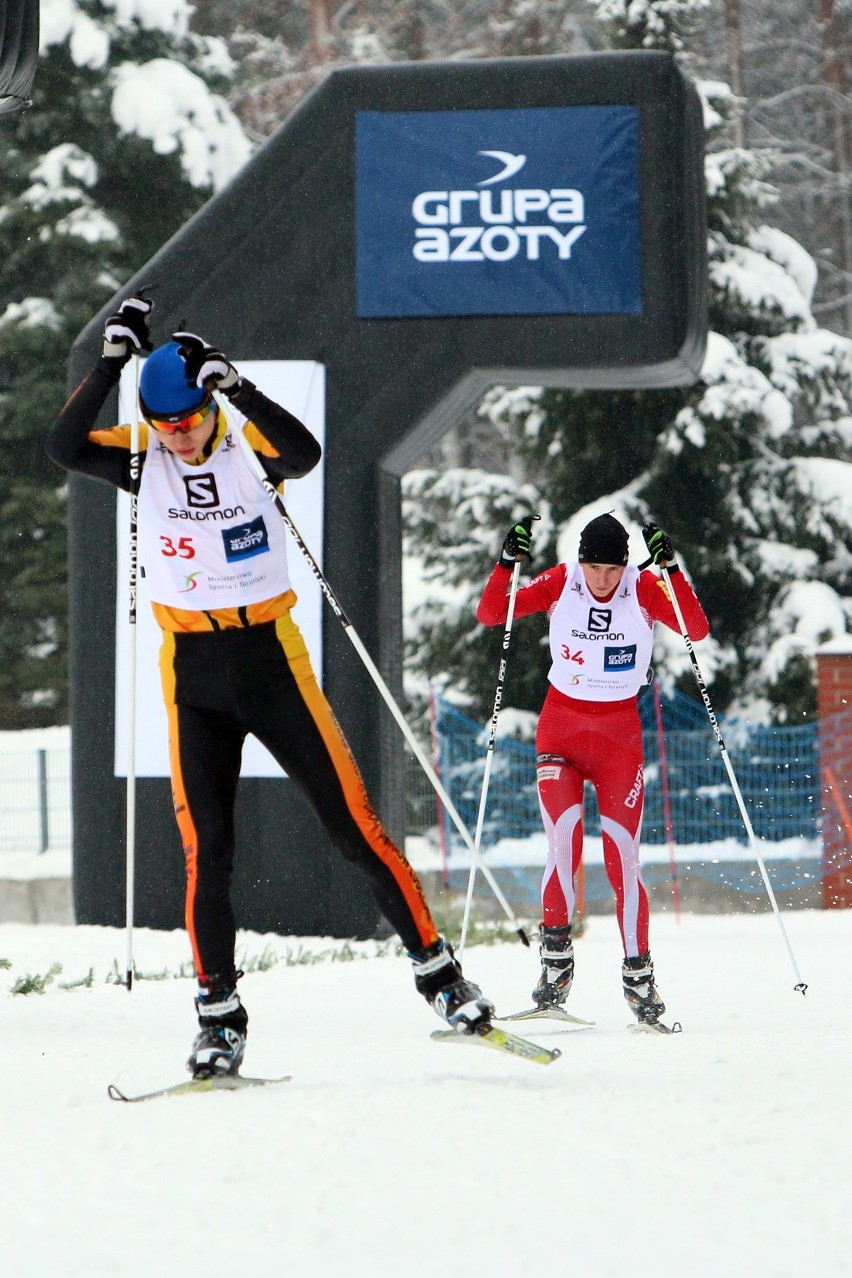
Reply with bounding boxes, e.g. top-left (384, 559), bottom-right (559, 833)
top-left (578, 514), bottom-right (629, 566)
